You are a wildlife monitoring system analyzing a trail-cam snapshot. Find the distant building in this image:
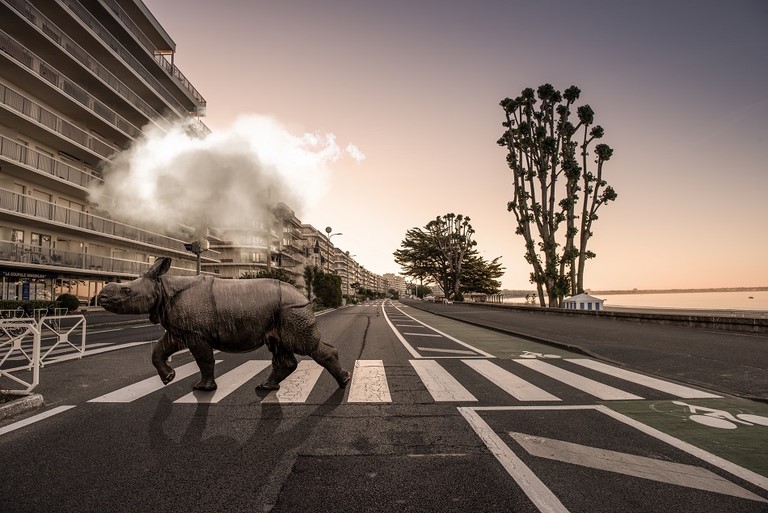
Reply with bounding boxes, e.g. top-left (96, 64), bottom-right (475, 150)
top-left (563, 293), bottom-right (605, 311)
